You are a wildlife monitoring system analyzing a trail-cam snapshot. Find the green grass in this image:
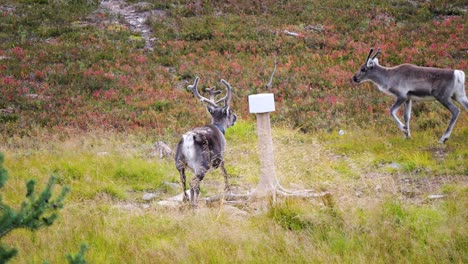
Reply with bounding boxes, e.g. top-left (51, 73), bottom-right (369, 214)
top-left (319, 125), bottom-right (468, 176)
top-left (1, 125), bottom-right (466, 263)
